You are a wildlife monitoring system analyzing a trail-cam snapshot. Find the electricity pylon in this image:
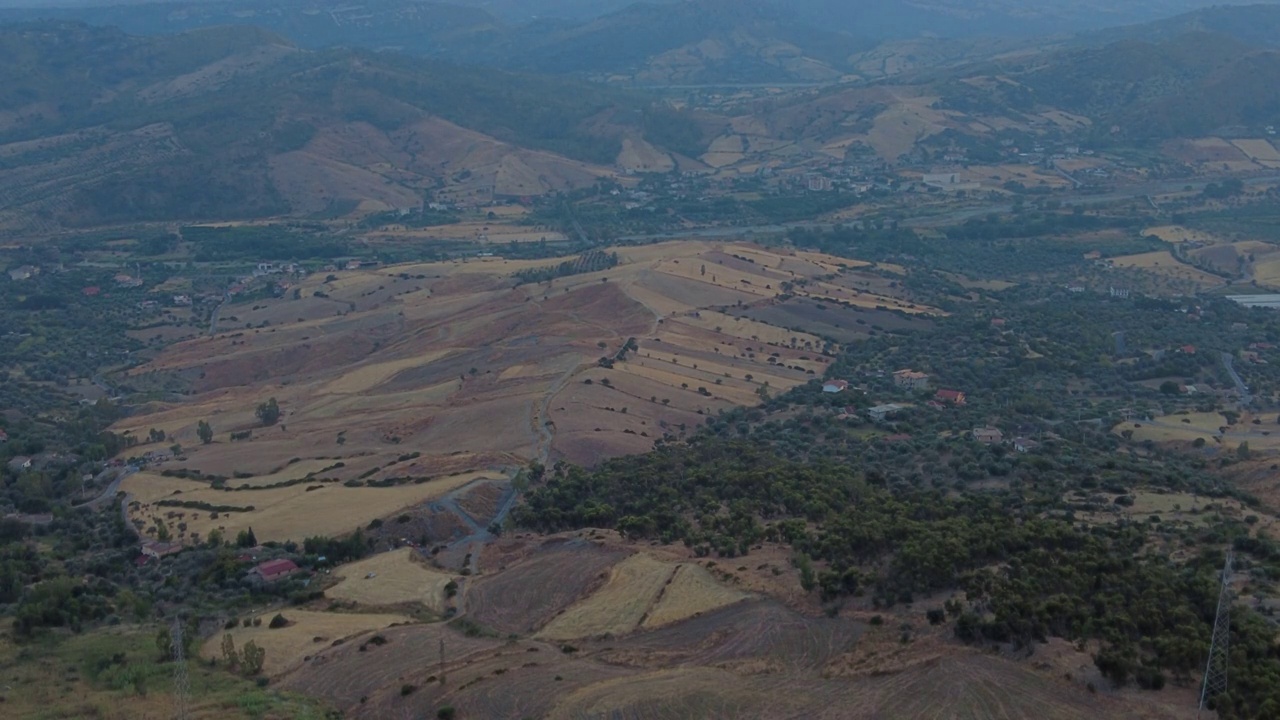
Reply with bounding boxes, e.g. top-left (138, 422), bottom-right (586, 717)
top-left (1199, 551), bottom-right (1233, 714)
top-left (171, 617), bottom-right (192, 720)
